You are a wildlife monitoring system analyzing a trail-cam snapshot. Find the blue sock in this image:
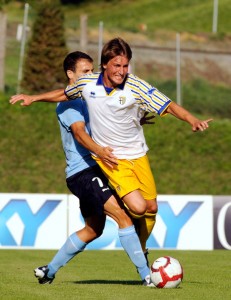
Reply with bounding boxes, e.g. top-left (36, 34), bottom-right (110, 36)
top-left (118, 225), bottom-right (150, 281)
top-left (47, 232), bottom-right (87, 278)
